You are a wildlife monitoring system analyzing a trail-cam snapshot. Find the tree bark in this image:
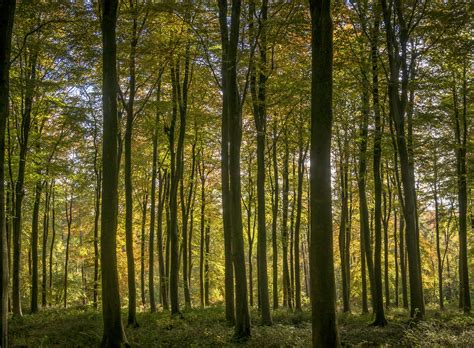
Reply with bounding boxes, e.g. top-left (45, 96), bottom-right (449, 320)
top-left (309, 0), bottom-right (339, 346)
top-left (0, 1), bottom-right (15, 342)
top-left (100, 0), bottom-right (128, 344)
top-left (380, 0), bottom-right (425, 319)
top-left (63, 193), bottom-right (72, 309)
top-left (31, 178), bottom-right (42, 313)
top-left (452, 66), bottom-right (470, 313)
